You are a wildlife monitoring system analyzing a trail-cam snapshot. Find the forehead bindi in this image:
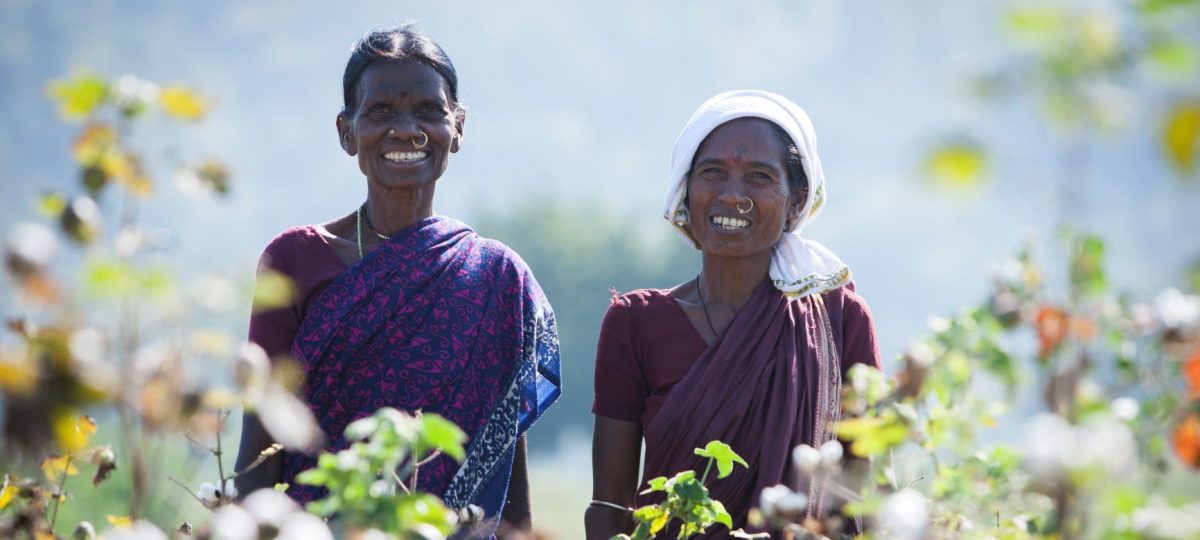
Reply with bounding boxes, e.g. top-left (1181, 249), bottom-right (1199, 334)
top-left (357, 60), bottom-right (449, 105)
top-left (697, 120), bottom-right (785, 166)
